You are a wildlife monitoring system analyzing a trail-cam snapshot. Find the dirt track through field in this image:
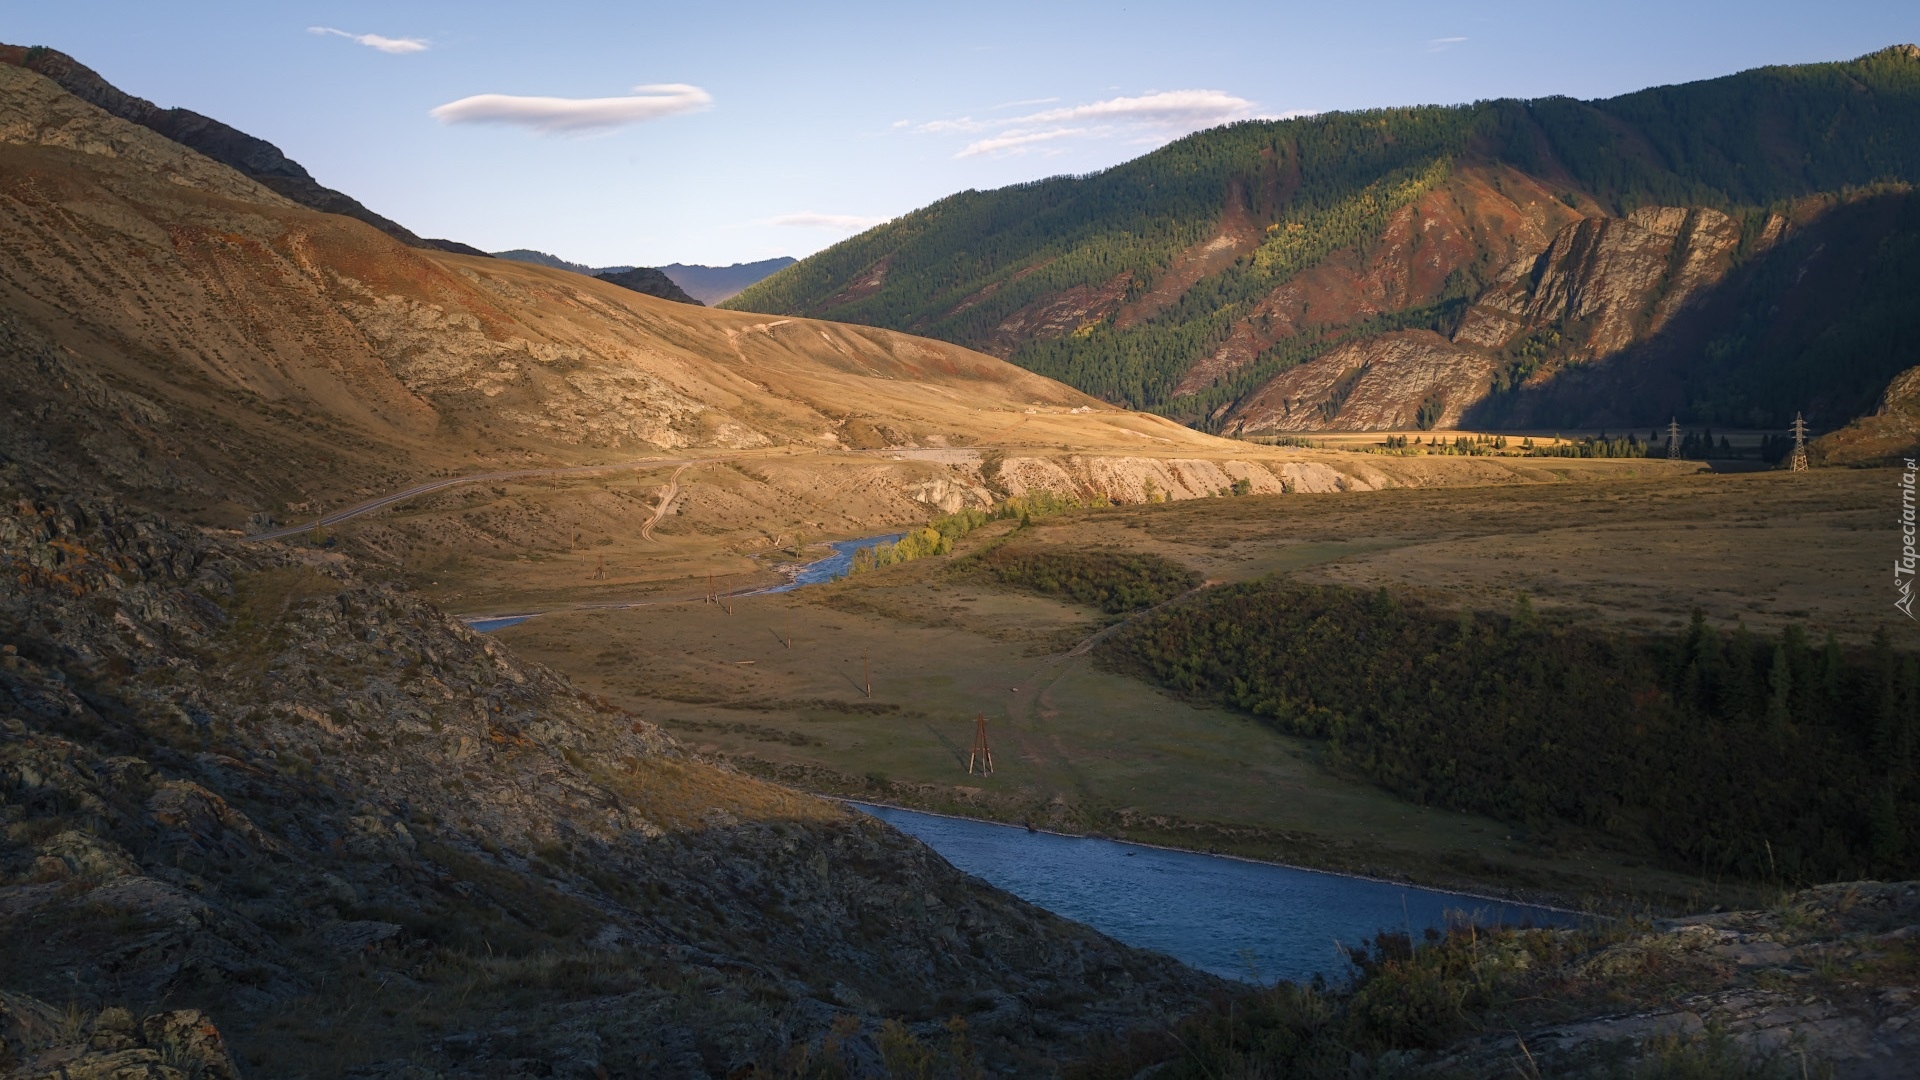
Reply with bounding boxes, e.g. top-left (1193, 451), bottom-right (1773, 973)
top-left (640, 464), bottom-right (692, 543)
